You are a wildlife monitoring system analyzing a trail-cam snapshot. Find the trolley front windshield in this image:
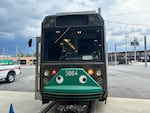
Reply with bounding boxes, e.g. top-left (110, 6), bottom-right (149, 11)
top-left (43, 28), bottom-right (103, 61)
